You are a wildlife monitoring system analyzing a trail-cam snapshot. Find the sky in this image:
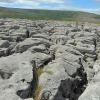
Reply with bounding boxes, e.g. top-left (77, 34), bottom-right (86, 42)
top-left (0, 0), bottom-right (100, 14)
